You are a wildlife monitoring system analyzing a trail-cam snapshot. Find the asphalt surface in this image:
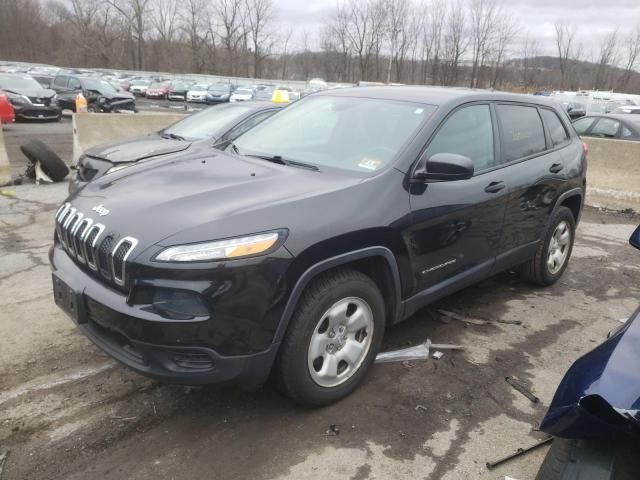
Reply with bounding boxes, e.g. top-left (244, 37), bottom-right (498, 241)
top-left (1, 180), bottom-right (638, 480)
top-left (2, 97), bottom-right (202, 177)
